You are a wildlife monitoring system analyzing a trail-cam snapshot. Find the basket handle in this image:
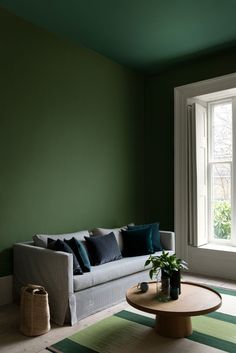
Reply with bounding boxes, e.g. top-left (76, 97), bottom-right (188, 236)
top-left (27, 284), bottom-right (44, 290)
top-left (22, 284), bottom-right (47, 295)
